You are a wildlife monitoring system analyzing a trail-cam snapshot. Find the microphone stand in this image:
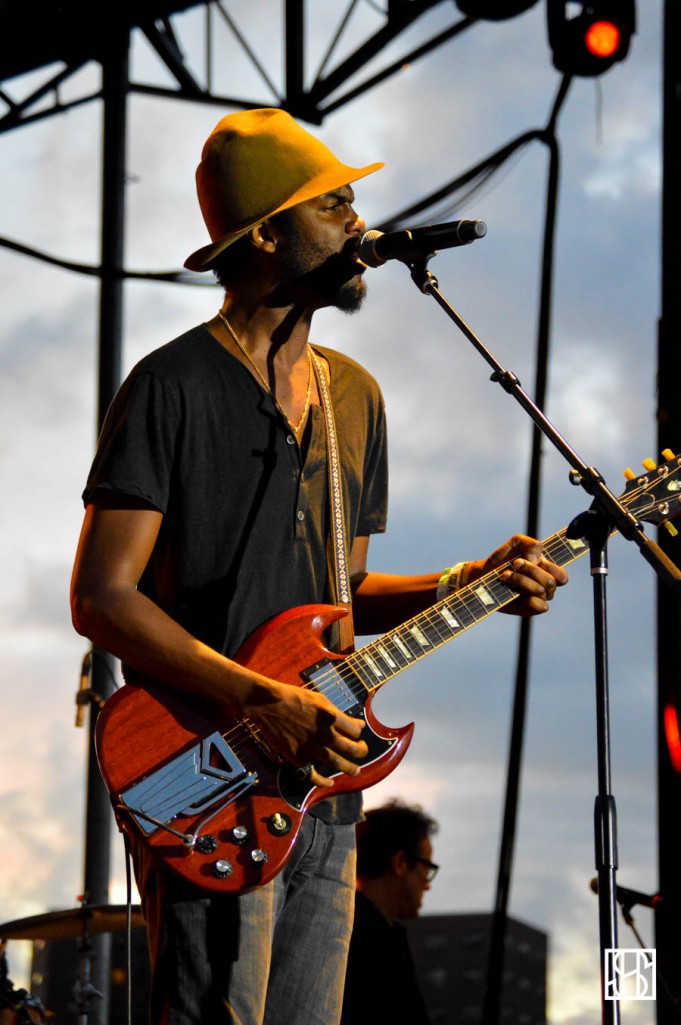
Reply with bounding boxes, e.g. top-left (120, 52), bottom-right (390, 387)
top-left (404, 254), bottom-right (681, 1025)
